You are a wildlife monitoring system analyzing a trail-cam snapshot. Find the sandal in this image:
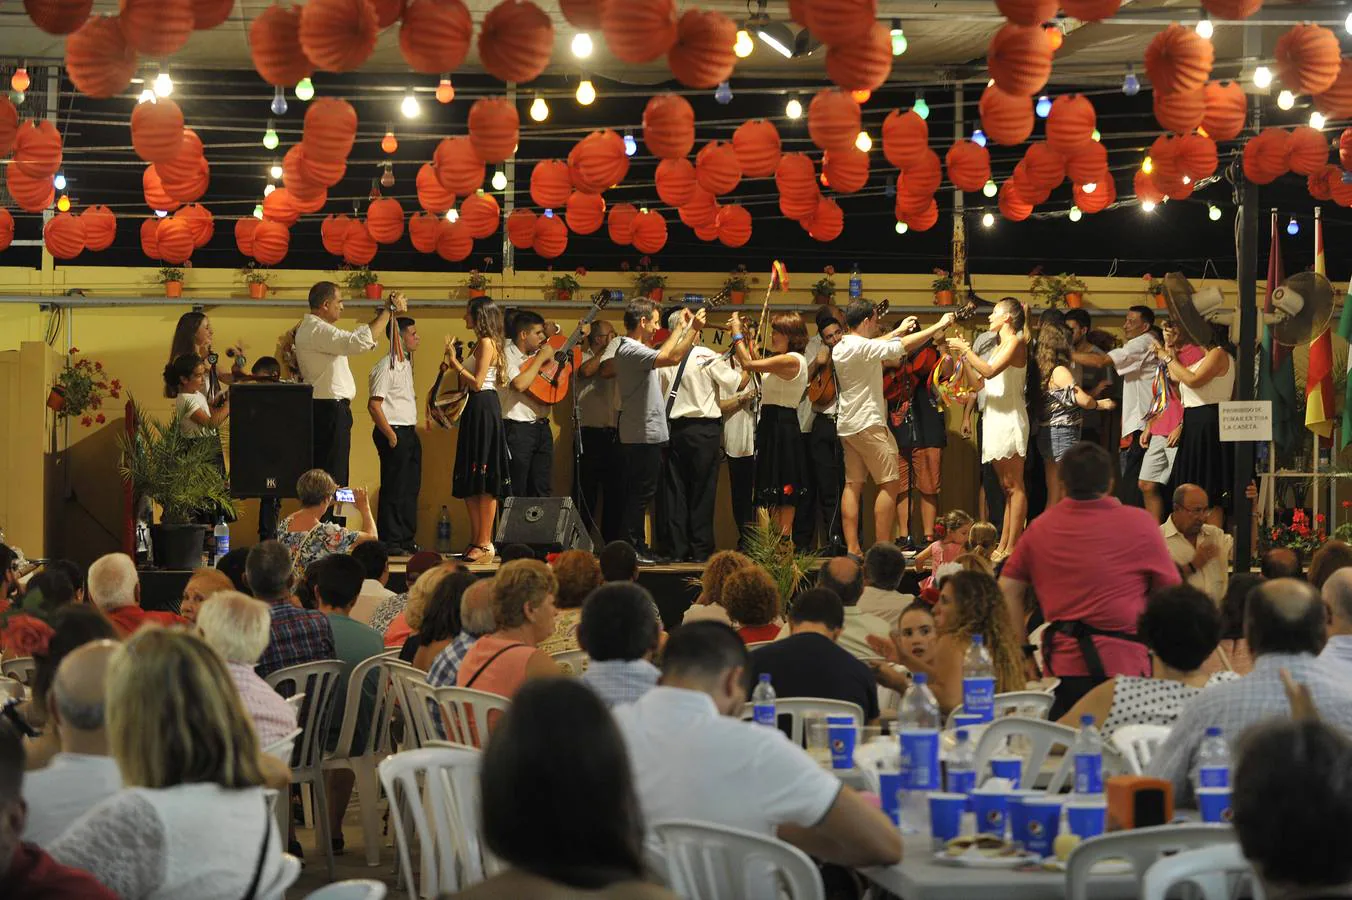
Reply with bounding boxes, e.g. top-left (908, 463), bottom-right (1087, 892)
top-left (463, 543), bottom-right (495, 563)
